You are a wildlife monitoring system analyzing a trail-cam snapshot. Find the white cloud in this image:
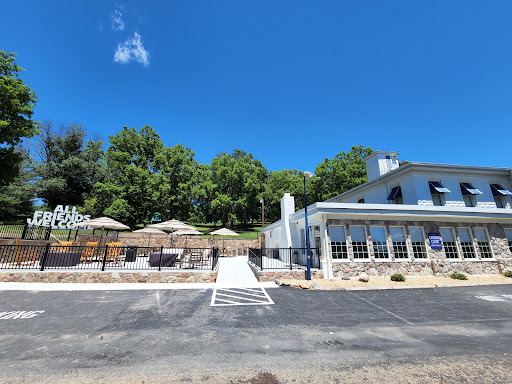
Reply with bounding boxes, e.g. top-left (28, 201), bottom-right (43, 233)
top-left (114, 32), bottom-right (150, 67)
top-left (111, 9), bottom-right (125, 31)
